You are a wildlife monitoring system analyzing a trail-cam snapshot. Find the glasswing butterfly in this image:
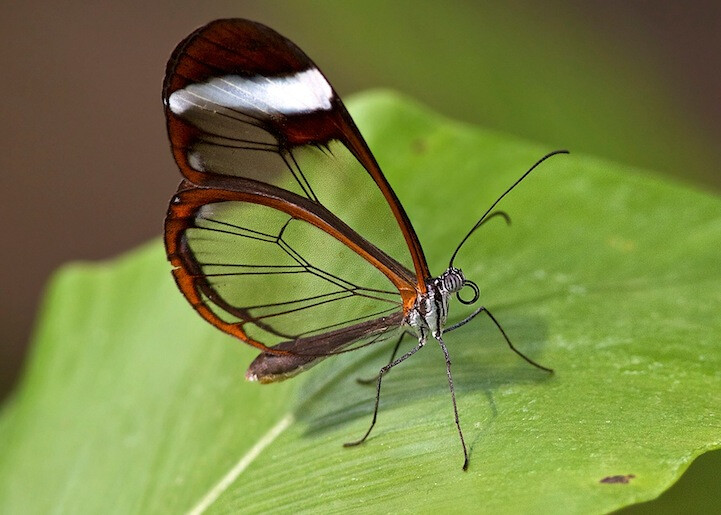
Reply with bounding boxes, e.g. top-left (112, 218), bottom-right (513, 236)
top-left (163, 18), bottom-right (566, 470)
